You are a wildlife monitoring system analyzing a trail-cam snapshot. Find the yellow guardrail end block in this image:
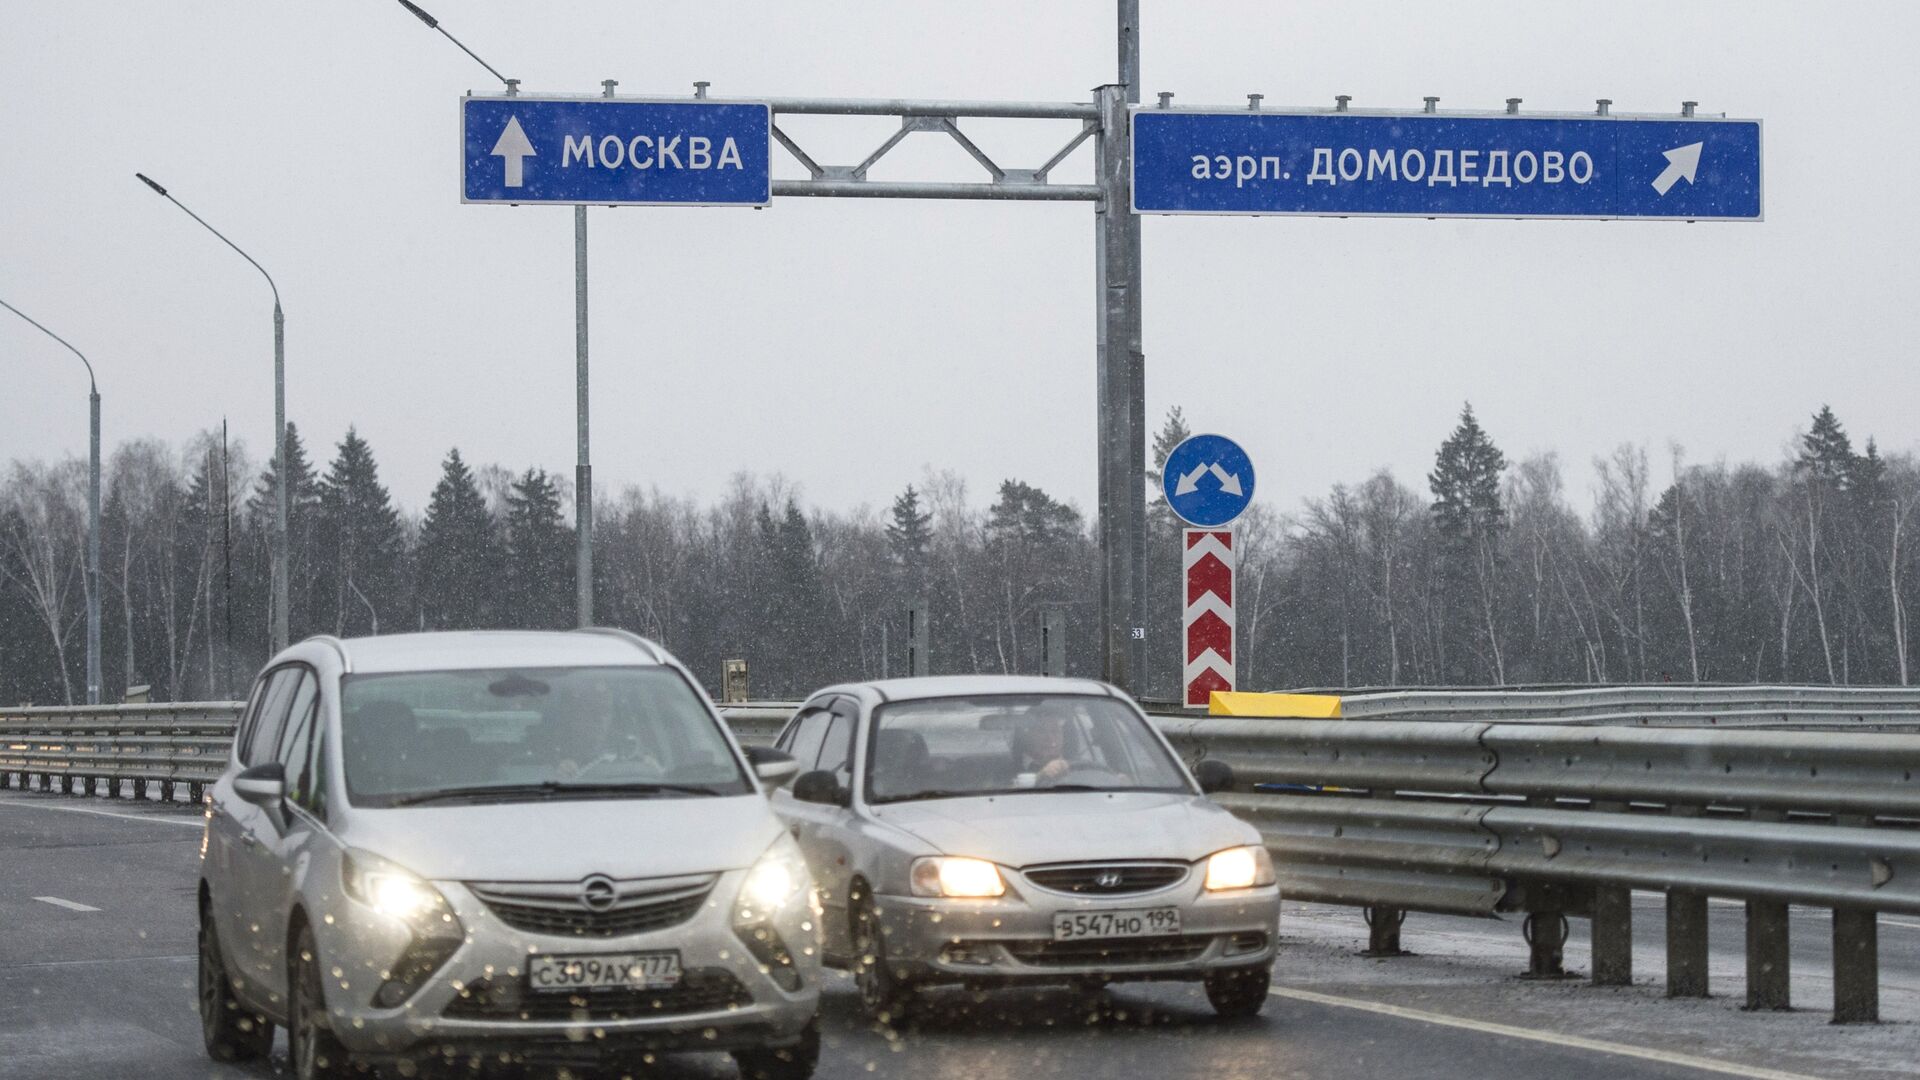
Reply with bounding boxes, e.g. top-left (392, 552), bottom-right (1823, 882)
top-left (1207, 691), bottom-right (1343, 718)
